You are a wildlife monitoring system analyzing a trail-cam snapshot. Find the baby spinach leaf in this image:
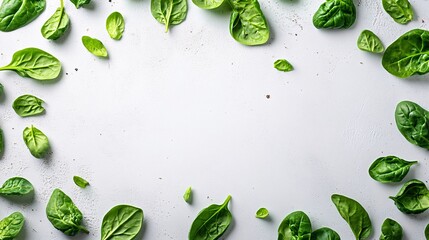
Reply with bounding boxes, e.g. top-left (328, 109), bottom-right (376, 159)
top-left (311, 227), bottom-right (340, 240)
top-left (101, 205), bottom-right (143, 240)
top-left (70, 0), bottom-right (90, 8)
top-left (0, 177), bottom-right (33, 195)
top-left (368, 156), bottom-right (417, 183)
top-left (331, 194), bottom-right (372, 239)
top-left (106, 12), bottom-right (125, 40)
top-left (357, 30), bottom-right (384, 53)
top-left (189, 195), bottom-right (232, 240)
top-left (41, 0), bottom-right (69, 40)
top-left (382, 29), bottom-right (429, 78)
top-left (255, 207), bottom-right (269, 219)
top-left (380, 218), bottom-right (402, 240)
top-left (274, 59), bottom-right (294, 72)
top-left (425, 224), bottom-right (429, 239)
top-left (192, 0), bottom-right (224, 9)
top-left (151, 0), bottom-right (187, 32)
top-left (0, 48), bottom-right (61, 80)
top-left (278, 211), bottom-right (311, 240)
top-left (82, 36), bottom-right (108, 57)
top-left (73, 176), bottom-right (89, 188)
top-left (0, 0), bottom-right (46, 32)
top-left (390, 179), bottom-right (429, 214)
top-left (313, 0), bottom-right (356, 29)
top-left (46, 189), bottom-right (89, 236)
top-left (23, 125), bottom-right (50, 159)
top-left (13, 94), bottom-right (45, 117)
top-left (395, 101), bottom-right (429, 149)
top-left (382, 0), bottom-right (413, 24)
top-left (0, 212), bottom-right (24, 239)
top-left (229, 0), bottom-right (270, 46)
top-left (183, 186), bottom-right (192, 203)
